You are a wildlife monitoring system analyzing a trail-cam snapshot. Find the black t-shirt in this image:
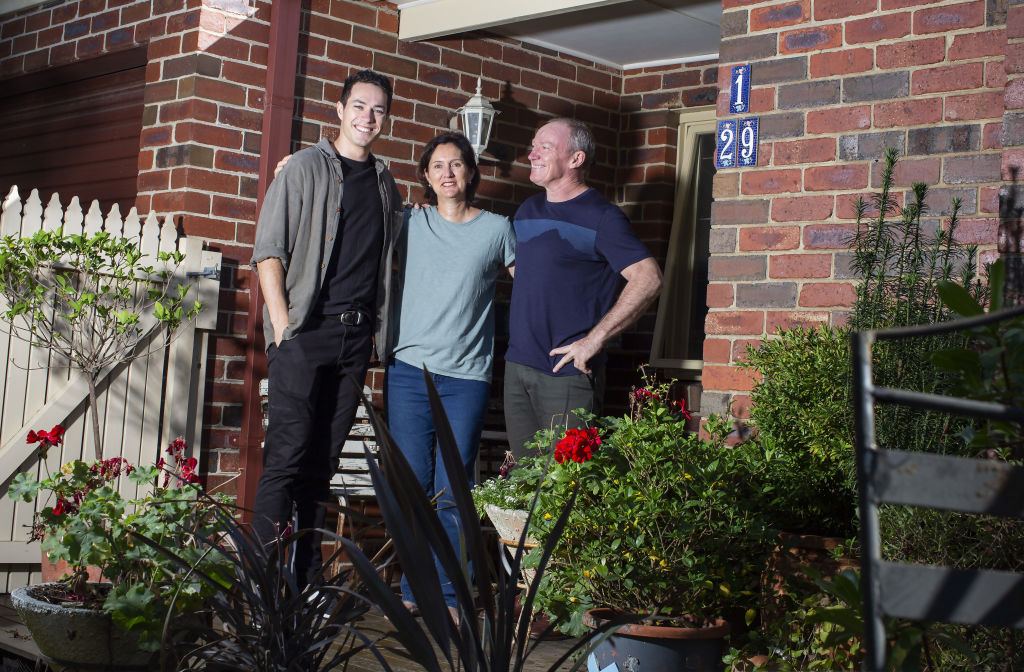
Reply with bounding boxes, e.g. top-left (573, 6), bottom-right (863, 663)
top-left (314, 154), bottom-right (384, 317)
